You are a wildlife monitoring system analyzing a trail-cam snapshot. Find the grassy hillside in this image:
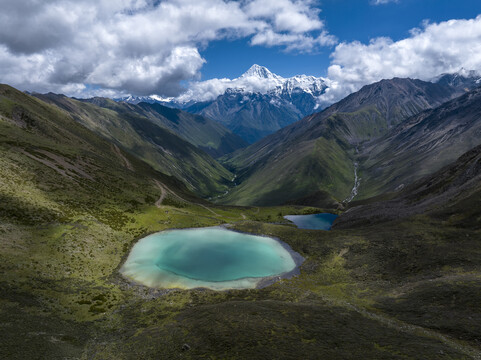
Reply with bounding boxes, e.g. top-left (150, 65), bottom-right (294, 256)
top-left (1, 83), bottom-right (481, 359)
top-left (34, 93), bottom-right (234, 198)
top-left (103, 100), bottom-right (247, 158)
top-left (221, 134), bottom-right (354, 206)
top-left (336, 143), bottom-right (481, 229)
